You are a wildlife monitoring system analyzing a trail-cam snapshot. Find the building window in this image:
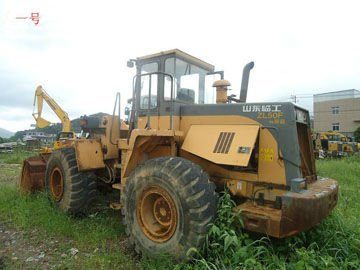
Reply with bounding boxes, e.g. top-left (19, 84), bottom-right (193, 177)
top-left (332, 106), bottom-right (339, 114)
top-left (332, 123), bottom-right (340, 131)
